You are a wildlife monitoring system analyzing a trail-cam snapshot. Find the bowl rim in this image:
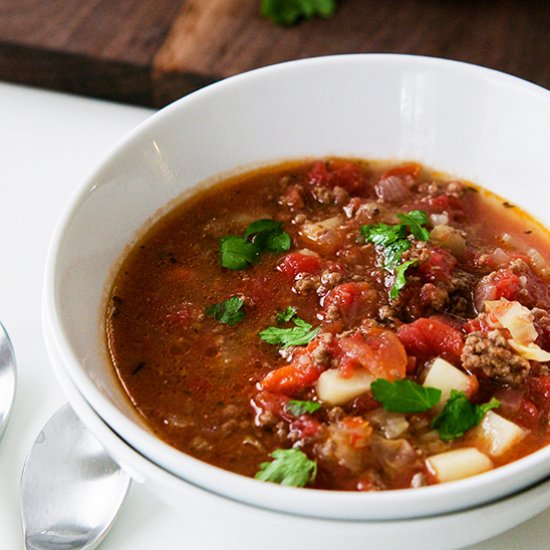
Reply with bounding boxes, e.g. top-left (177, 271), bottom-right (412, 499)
top-left (43, 53), bottom-right (550, 521)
